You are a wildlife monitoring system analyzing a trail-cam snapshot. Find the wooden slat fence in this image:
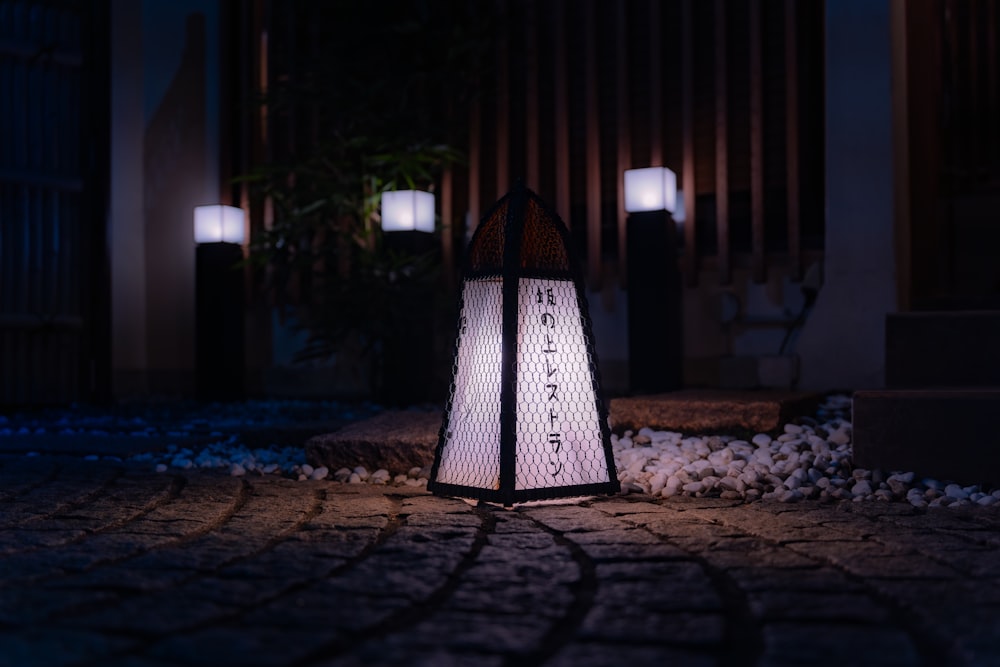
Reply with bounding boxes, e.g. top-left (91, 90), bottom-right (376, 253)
top-left (0, 0), bottom-right (107, 406)
top-left (250, 0), bottom-right (825, 294)
top-left (451, 0), bottom-right (825, 290)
